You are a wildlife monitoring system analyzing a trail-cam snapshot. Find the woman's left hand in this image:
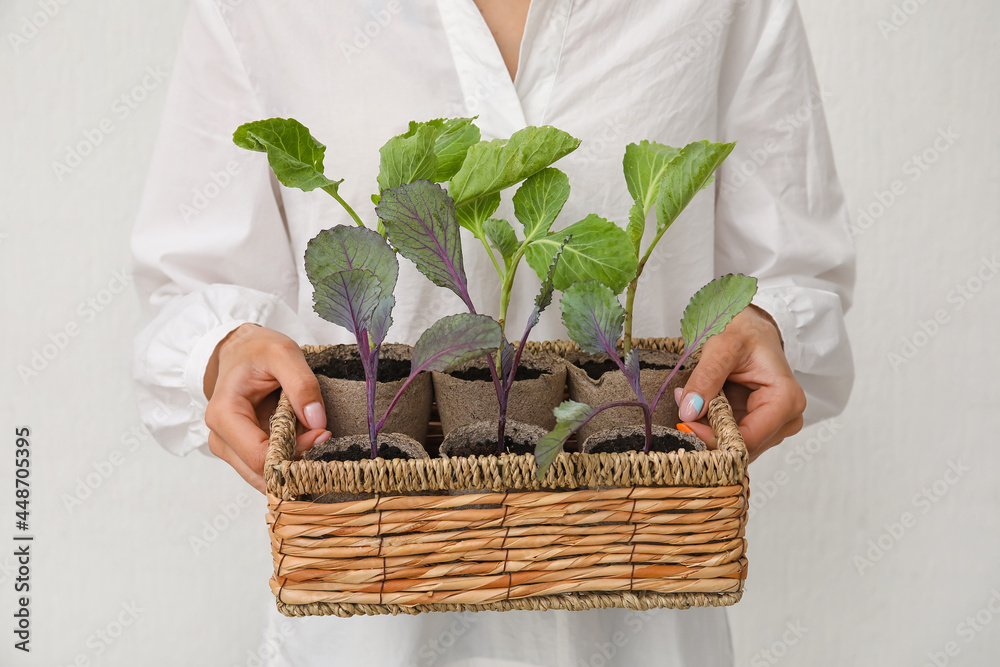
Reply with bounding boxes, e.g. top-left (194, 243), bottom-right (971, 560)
top-left (674, 305), bottom-right (807, 461)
